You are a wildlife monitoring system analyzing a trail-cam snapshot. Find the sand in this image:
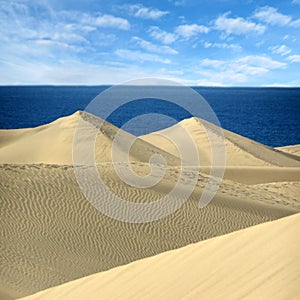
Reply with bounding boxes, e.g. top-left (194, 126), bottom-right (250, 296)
top-left (1, 111), bottom-right (299, 299)
top-left (277, 144), bottom-right (300, 157)
top-left (142, 117), bottom-right (300, 167)
top-left (0, 111), bottom-right (179, 166)
top-left (18, 213), bottom-right (300, 300)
